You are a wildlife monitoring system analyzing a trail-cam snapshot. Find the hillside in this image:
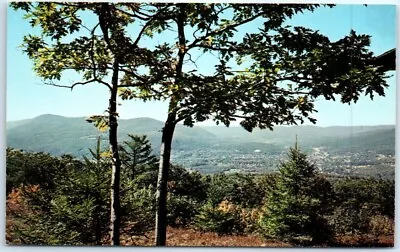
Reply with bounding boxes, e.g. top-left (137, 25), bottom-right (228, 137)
top-left (203, 124), bottom-right (394, 147)
top-left (6, 114), bottom-right (395, 177)
top-left (7, 114), bottom-right (216, 157)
